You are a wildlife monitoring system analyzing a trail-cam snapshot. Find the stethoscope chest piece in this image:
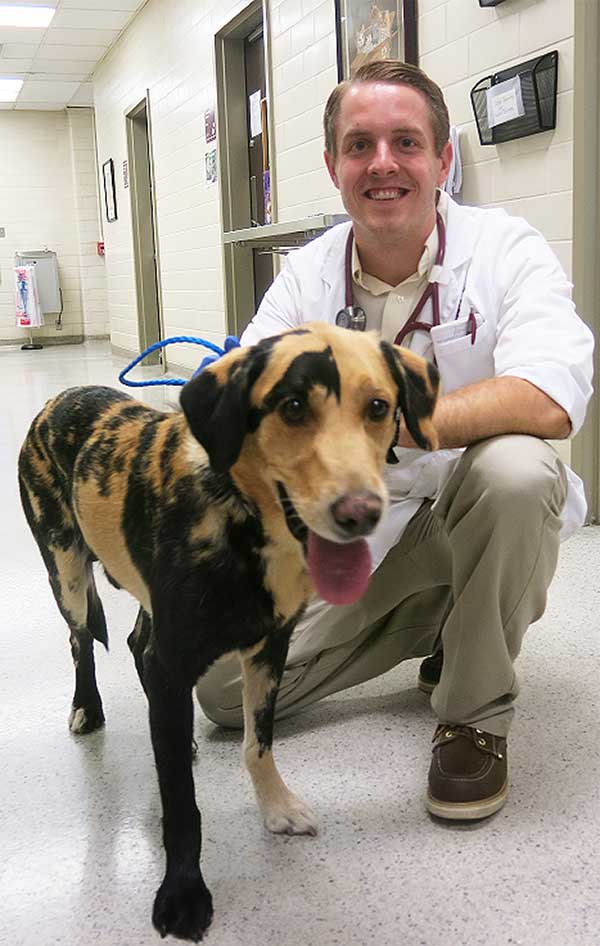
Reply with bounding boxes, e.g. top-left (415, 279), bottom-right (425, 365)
top-left (335, 305), bottom-right (367, 332)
